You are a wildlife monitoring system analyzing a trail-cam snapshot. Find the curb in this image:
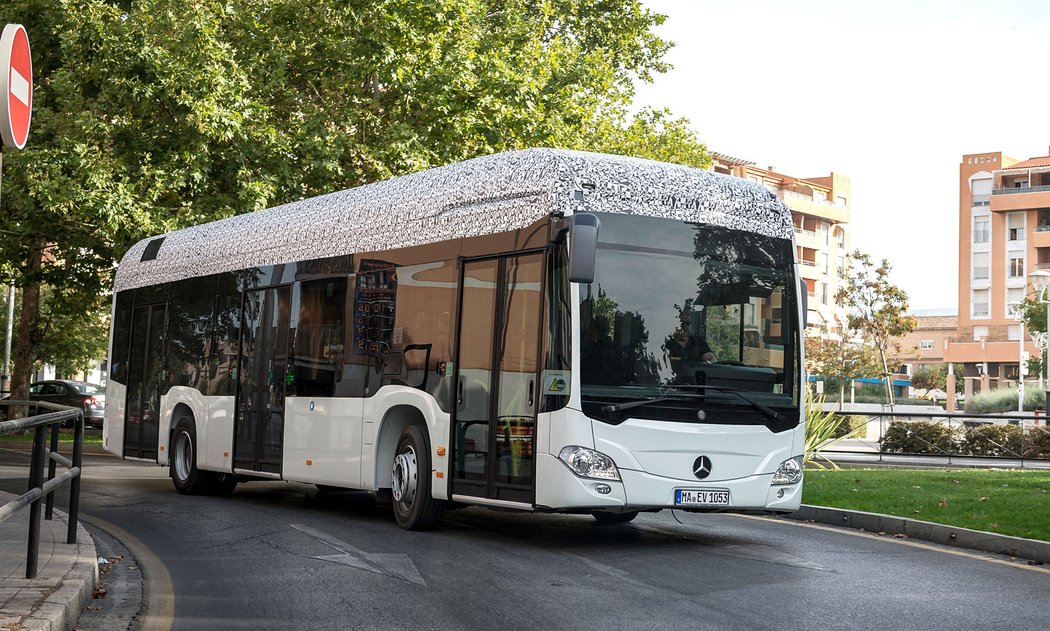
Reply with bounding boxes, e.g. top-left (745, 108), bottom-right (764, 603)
top-left (19, 512), bottom-right (99, 631)
top-left (789, 504), bottom-right (1050, 564)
